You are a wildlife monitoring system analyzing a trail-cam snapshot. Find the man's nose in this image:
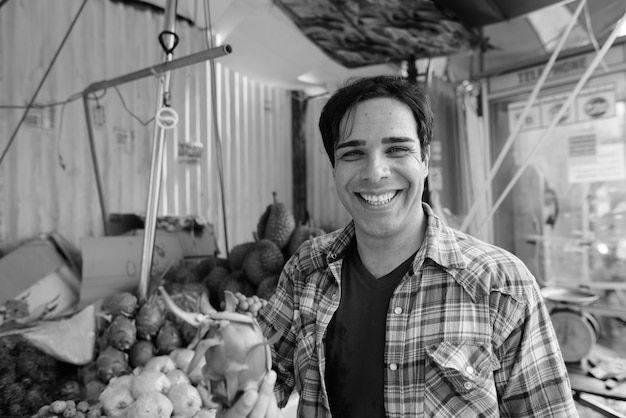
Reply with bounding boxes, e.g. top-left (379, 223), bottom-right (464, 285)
top-left (361, 154), bottom-right (390, 182)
